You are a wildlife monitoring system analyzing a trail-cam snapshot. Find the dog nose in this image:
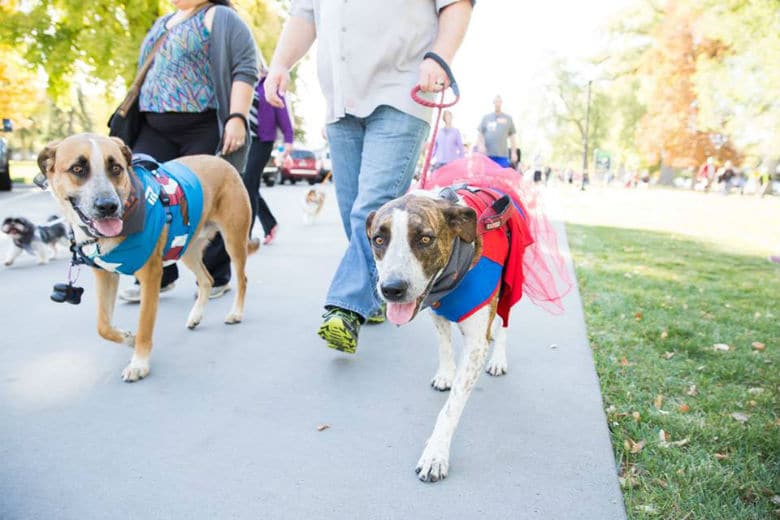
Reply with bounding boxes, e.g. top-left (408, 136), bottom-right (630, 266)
top-left (94, 198), bottom-right (119, 217)
top-left (381, 279), bottom-right (409, 301)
